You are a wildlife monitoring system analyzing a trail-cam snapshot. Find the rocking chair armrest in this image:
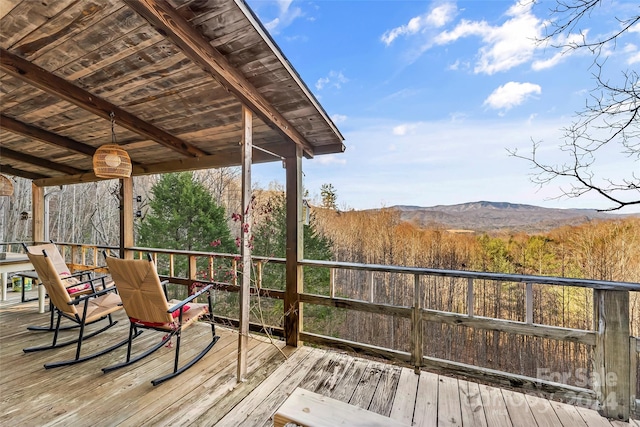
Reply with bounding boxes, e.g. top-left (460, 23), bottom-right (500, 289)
top-left (67, 286), bottom-right (118, 305)
top-left (168, 284), bottom-right (213, 314)
top-left (65, 267), bottom-right (101, 280)
top-left (63, 275), bottom-right (108, 293)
